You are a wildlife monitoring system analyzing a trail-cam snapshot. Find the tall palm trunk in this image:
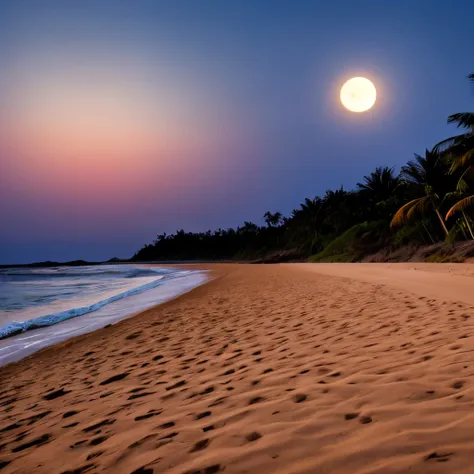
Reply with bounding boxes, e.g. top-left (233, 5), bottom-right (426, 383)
top-left (434, 207), bottom-right (449, 236)
top-left (421, 221), bottom-right (435, 244)
top-left (462, 211), bottom-right (474, 239)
